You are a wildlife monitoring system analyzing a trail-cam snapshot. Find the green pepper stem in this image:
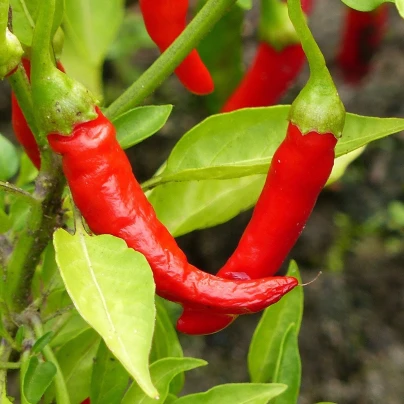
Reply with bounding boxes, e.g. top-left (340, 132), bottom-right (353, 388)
top-left (31, 0), bottom-right (55, 76)
top-left (105, 0), bottom-right (238, 119)
top-left (288, 0), bottom-right (325, 74)
top-left (287, 0), bottom-right (345, 136)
